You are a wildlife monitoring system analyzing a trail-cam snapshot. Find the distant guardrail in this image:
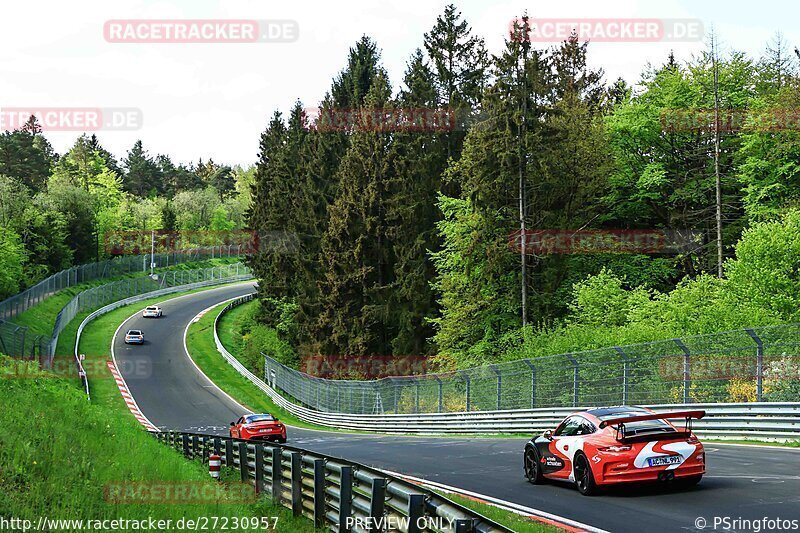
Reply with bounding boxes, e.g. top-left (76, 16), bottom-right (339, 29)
top-left (155, 430), bottom-right (510, 533)
top-left (213, 297), bottom-right (800, 441)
